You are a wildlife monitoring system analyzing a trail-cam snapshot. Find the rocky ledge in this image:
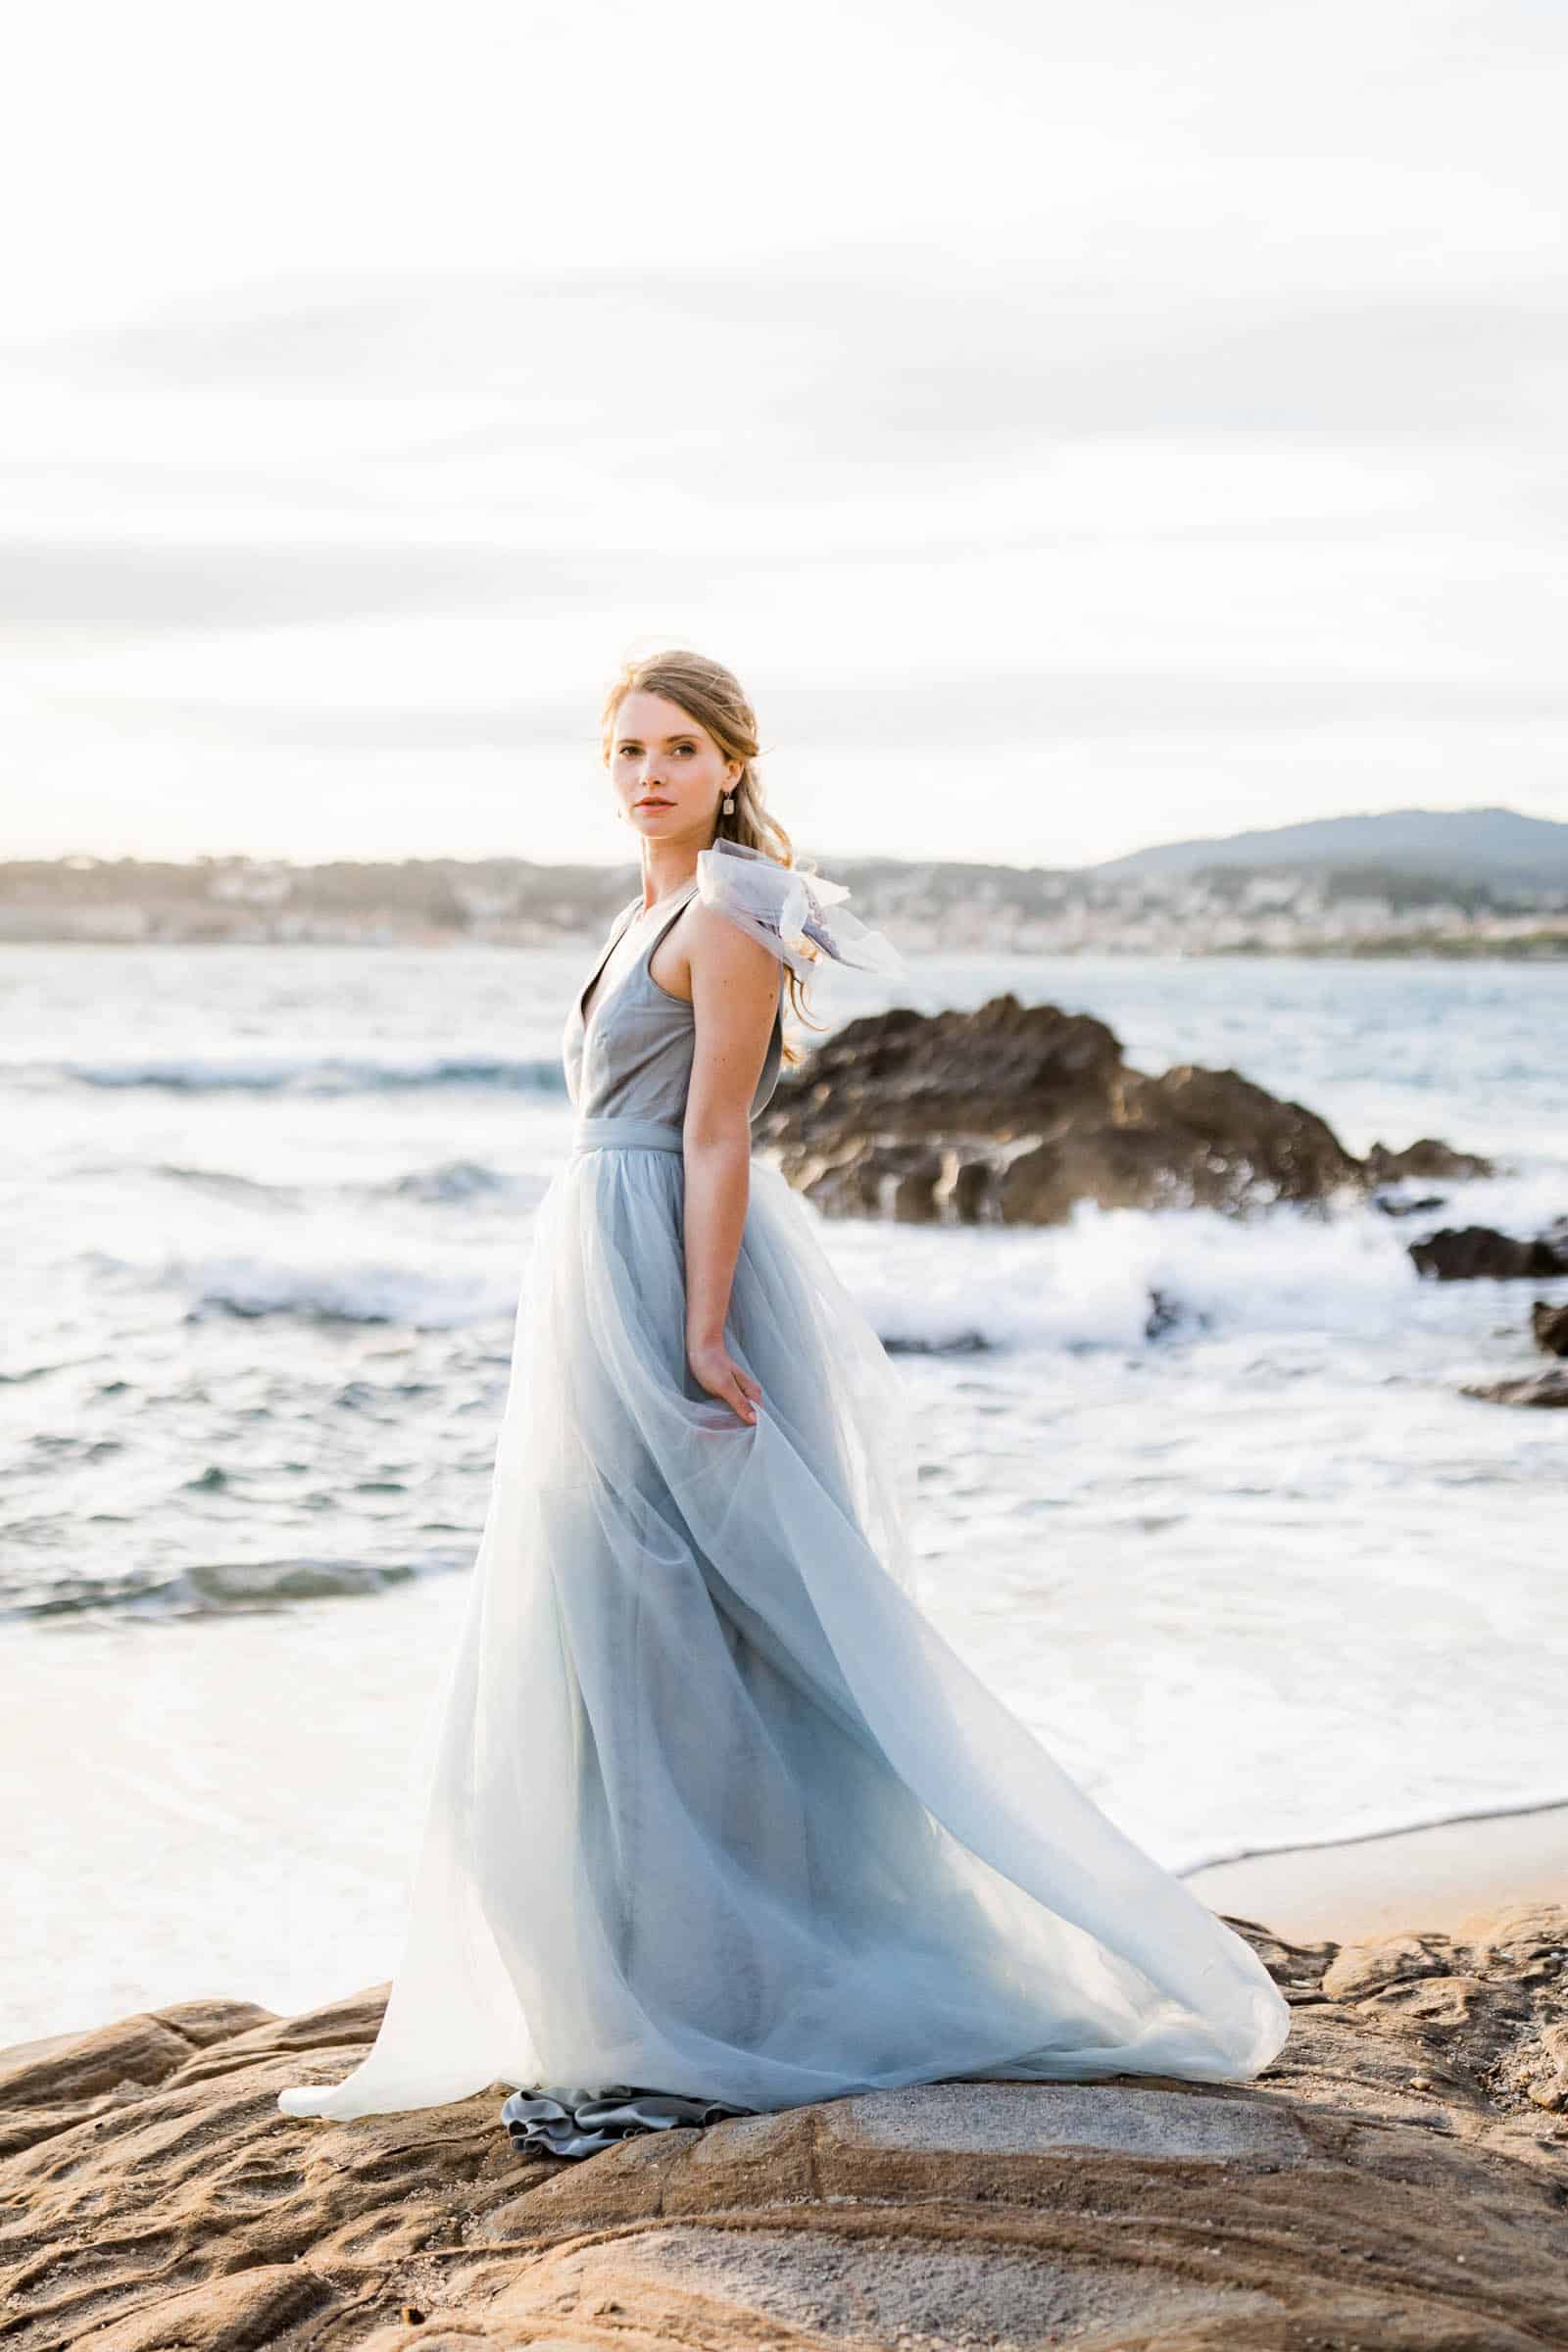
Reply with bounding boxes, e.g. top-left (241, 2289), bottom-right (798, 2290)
top-left (1446, 1246), bottom-right (1568, 1406)
top-left (758, 996), bottom-right (1491, 1222)
top-left (1411, 1223), bottom-right (1568, 1284)
top-left (3, 1903), bottom-right (1566, 2348)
